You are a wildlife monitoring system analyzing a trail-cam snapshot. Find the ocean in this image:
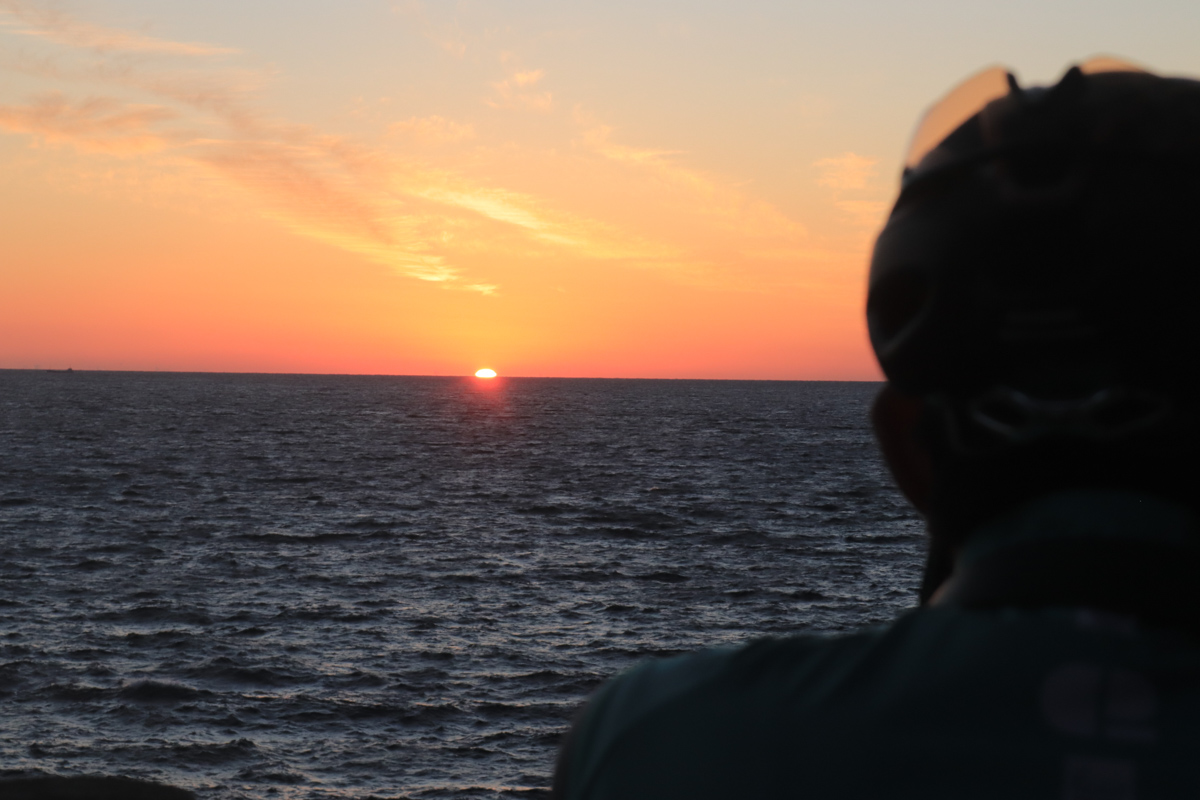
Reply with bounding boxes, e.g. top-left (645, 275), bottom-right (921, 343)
top-left (0, 371), bottom-right (924, 798)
